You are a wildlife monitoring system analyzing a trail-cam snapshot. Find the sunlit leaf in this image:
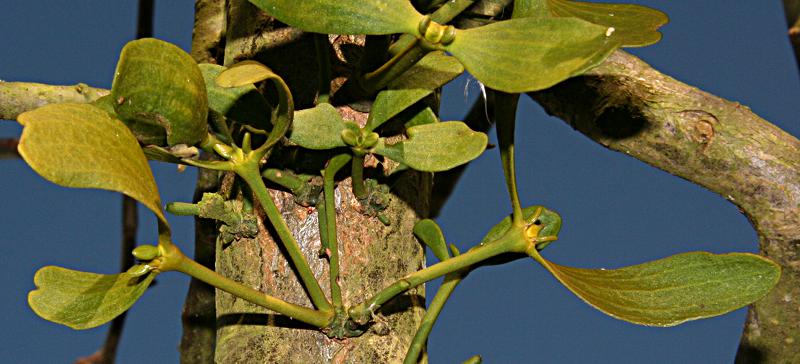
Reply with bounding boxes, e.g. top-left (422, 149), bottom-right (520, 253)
top-left (93, 94), bottom-right (167, 146)
top-left (414, 219), bottom-right (450, 262)
top-left (28, 265), bottom-right (157, 330)
top-left (217, 61), bottom-right (293, 151)
top-left (445, 17), bottom-right (619, 93)
top-left (289, 103), bottom-right (347, 150)
top-left (17, 103), bottom-right (167, 224)
top-left (199, 63), bottom-right (270, 129)
top-left (532, 251), bottom-right (781, 326)
top-left (514, 0), bottom-right (668, 47)
top-left (111, 38), bottom-right (208, 146)
top-left (403, 106), bottom-right (438, 129)
top-left (373, 121), bottom-right (487, 172)
top-left (367, 52), bottom-right (463, 131)
top-left (248, 0), bottom-right (423, 35)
